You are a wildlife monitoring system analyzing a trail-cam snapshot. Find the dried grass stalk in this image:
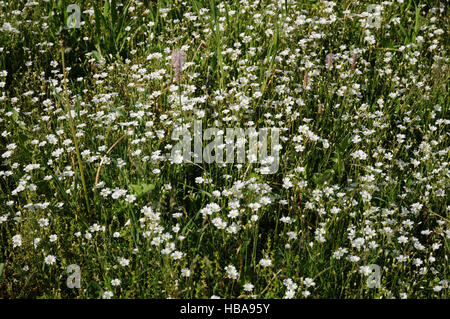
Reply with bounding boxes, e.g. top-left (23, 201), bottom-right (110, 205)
top-left (318, 103), bottom-right (323, 115)
top-left (351, 52), bottom-right (357, 71)
top-left (303, 71), bottom-right (309, 89)
top-left (171, 49), bottom-right (186, 83)
top-left (326, 53), bottom-right (334, 69)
